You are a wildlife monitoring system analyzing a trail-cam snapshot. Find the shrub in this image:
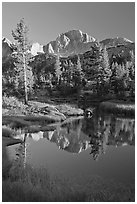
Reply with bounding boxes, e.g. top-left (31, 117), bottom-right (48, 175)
top-left (2, 95), bottom-right (27, 110)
